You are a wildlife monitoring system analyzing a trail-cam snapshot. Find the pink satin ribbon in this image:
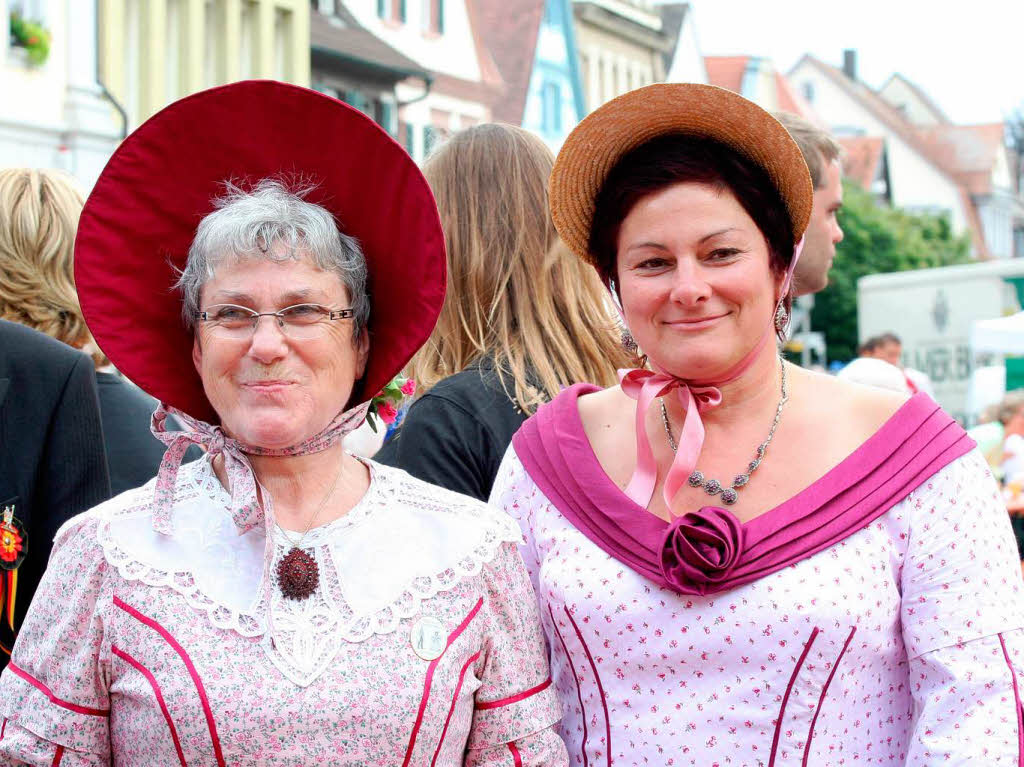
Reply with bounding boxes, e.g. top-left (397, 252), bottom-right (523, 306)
top-left (618, 238), bottom-right (804, 512)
